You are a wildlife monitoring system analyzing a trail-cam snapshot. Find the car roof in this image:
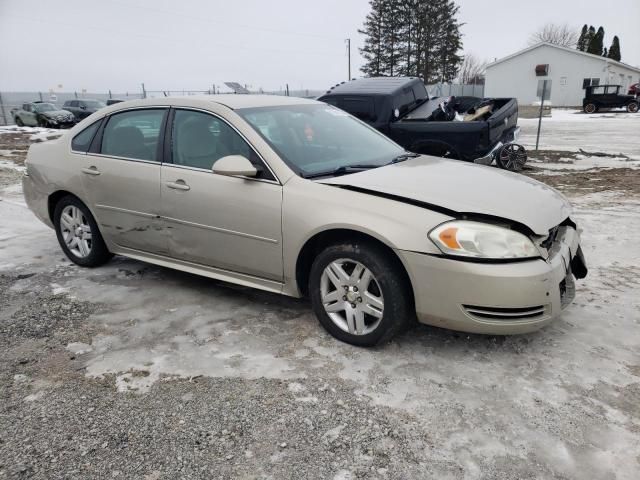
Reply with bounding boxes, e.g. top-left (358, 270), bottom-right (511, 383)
top-left (106, 94), bottom-right (319, 111)
top-left (321, 77), bottom-right (422, 96)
